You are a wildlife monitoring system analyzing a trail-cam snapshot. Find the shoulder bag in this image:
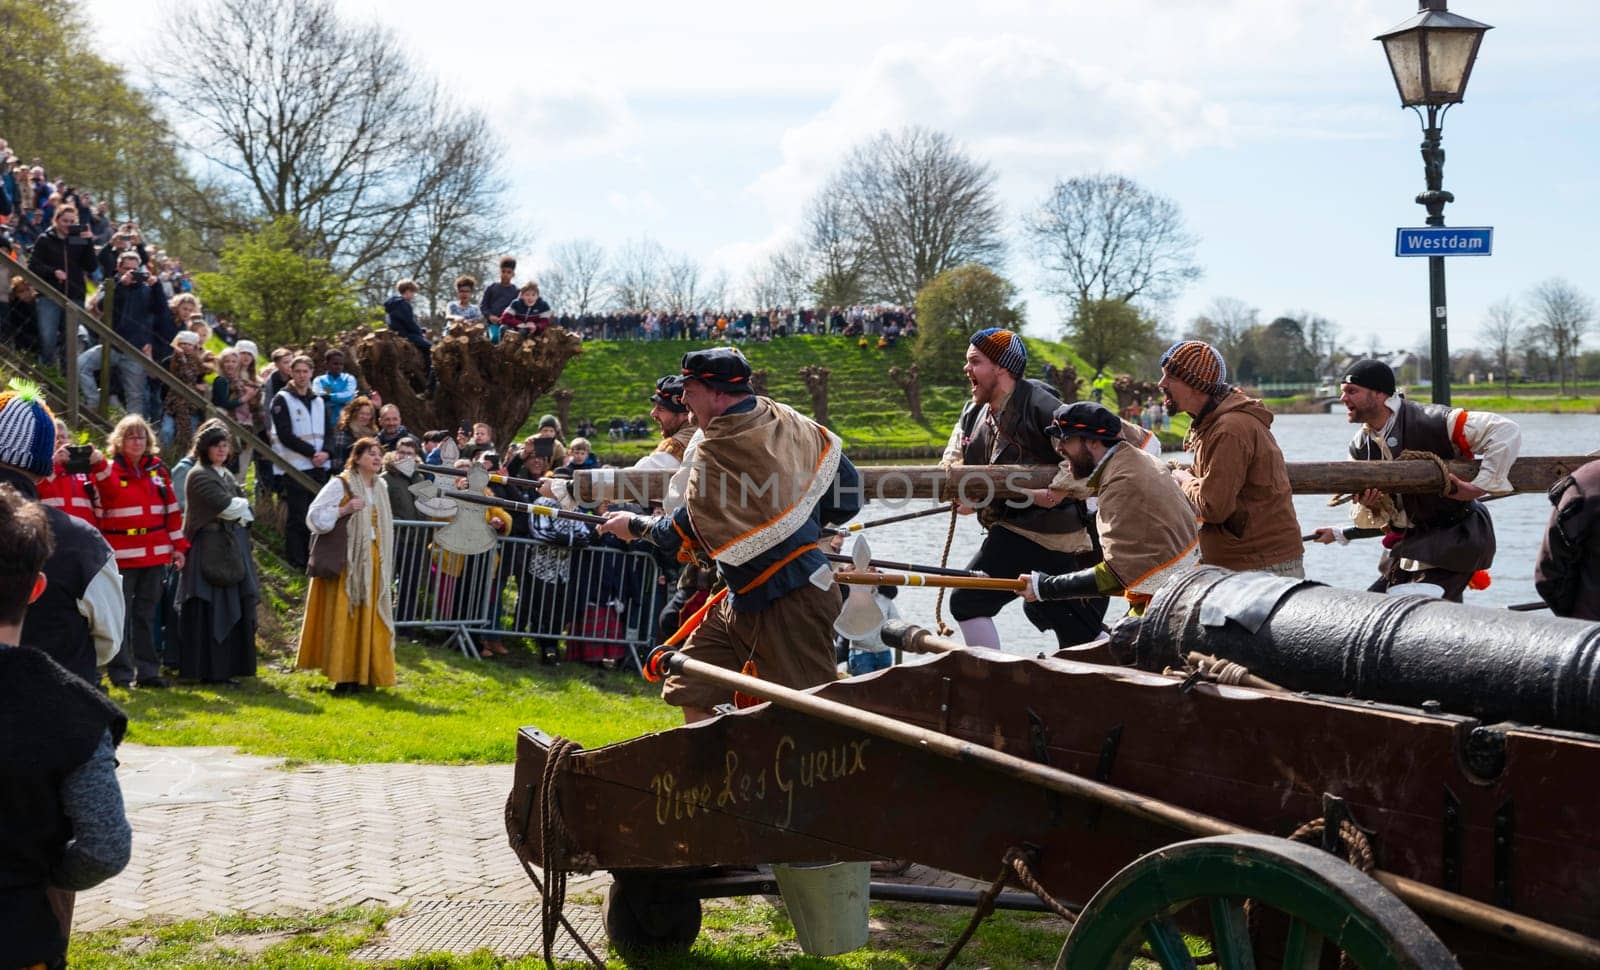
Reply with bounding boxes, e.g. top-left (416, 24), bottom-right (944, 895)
top-left (307, 476), bottom-right (353, 580)
top-left (195, 522), bottom-right (246, 587)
